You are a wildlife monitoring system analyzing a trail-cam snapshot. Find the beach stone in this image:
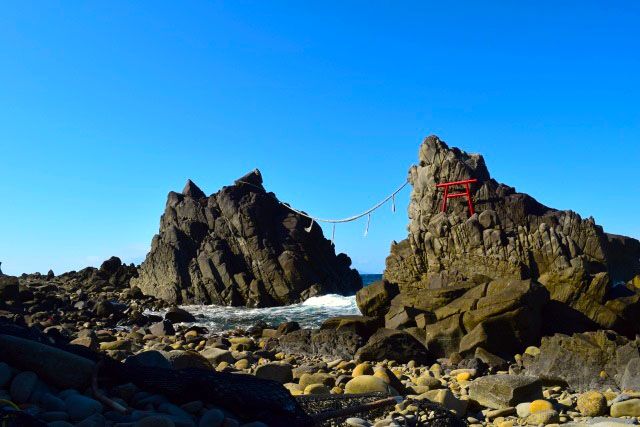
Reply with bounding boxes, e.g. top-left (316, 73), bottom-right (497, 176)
top-left (198, 408), bottom-right (224, 427)
top-left (304, 384), bottom-right (330, 395)
top-left (135, 415), bottom-right (176, 427)
top-left (150, 320), bottom-right (175, 336)
top-left (0, 335), bottom-right (95, 390)
top-left (276, 321), bottom-right (300, 336)
top-left (234, 359), bottom-right (249, 370)
top-left (47, 422), bottom-right (75, 427)
top-left (474, 347), bottom-right (508, 370)
top-left (526, 409), bottom-right (559, 425)
top-left (75, 413), bottom-right (106, 427)
top-left (201, 348), bottom-right (236, 365)
top-left (346, 417), bottom-right (370, 427)
top-left (254, 362), bottom-right (293, 383)
top-left (355, 328), bottom-right (431, 364)
top-left (298, 373), bottom-right (335, 389)
top-left (99, 339), bottom-right (131, 351)
top-left (610, 398), bottom-right (640, 417)
top-left (41, 392), bottom-right (66, 411)
top-left (344, 375), bottom-right (392, 394)
top-left (9, 371), bottom-right (38, 403)
top-left (468, 374), bottom-right (542, 409)
top-left (516, 402), bottom-right (531, 418)
top-left (125, 350), bottom-right (172, 370)
top-left (165, 307), bottom-right (196, 323)
top-left (163, 350), bottom-right (213, 370)
top-left (352, 362), bottom-right (374, 377)
top-left (415, 375), bottom-right (442, 389)
top-left (40, 411), bottom-right (70, 422)
top-left (65, 394), bottom-right (103, 422)
top-left (530, 399), bottom-right (554, 413)
top-left (0, 362), bottom-right (12, 388)
top-left (577, 391), bottom-right (607, 416)
top-left (418, 388), bottom-right (468, 416)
